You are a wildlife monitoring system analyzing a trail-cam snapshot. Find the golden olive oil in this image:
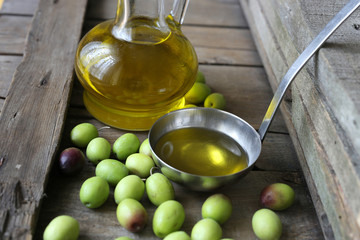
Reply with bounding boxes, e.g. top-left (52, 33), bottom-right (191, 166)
top-left (75, 17), bottom-right (198, 130)
top-left (154, 127), bottom-right (248, 176)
